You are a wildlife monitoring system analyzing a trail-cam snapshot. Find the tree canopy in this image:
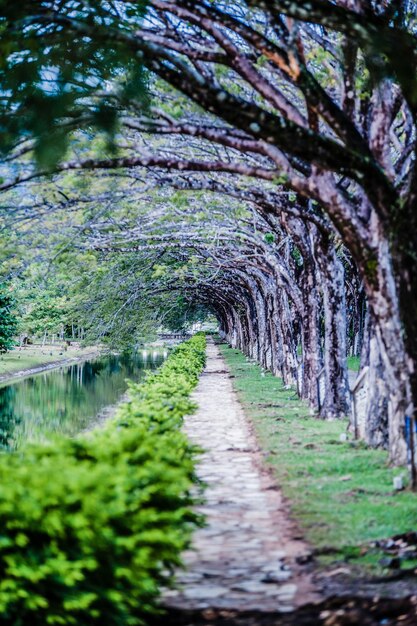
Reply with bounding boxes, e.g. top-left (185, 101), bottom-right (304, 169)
top-left (0, 0), bottom-right (149, 166)
top-left (1, 0), bottom-right (417, 469)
